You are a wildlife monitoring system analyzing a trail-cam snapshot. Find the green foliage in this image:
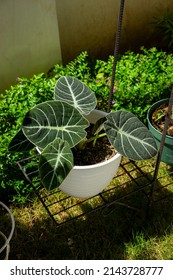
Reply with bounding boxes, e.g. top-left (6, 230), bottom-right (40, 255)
top-left (91, 47), bottom-right (173, 120)
top-left (153, 11), bottom-right (173, 51)
top-left (0, 74), bottom-right (56, 203)
top-left (0, 73), bottom-right (55, 135)
top-left (1, 48), bottom-right (173, 203)
top-left (49, 51), bottom-right (92, 81)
